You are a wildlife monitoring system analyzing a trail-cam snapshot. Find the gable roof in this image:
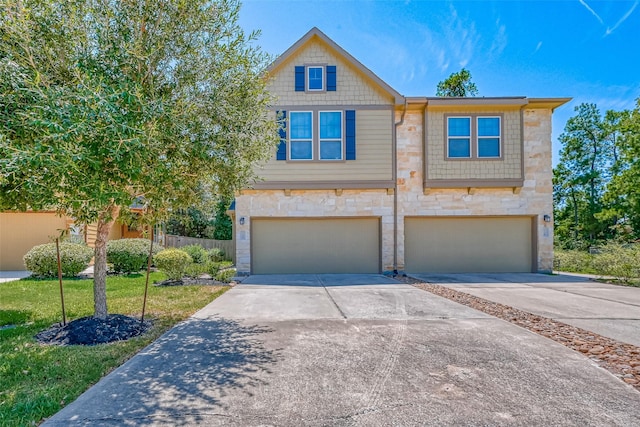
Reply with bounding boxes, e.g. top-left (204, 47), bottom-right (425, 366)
top-left (267, 27), bottom-right (405, 105)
